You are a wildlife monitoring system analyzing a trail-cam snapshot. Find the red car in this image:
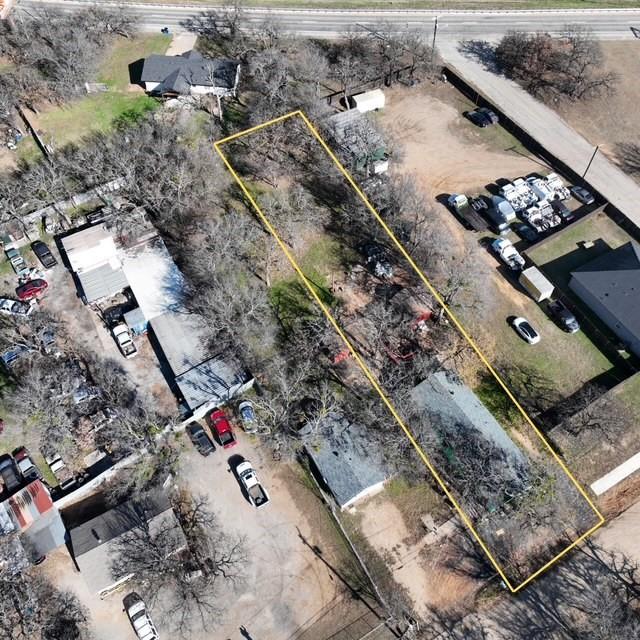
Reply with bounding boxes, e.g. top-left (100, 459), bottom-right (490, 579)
top-left (209, 409), bottom-right (237, 448)
top-left (16, 279), bottom-right (48, 301)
